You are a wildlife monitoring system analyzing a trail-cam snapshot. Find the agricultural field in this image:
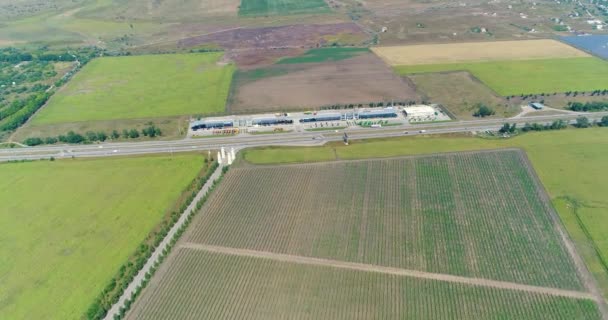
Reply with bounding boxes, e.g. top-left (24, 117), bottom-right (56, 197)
top-left (277, 47), bottom-right (369, 64)
top-left (30, 53), bottom-right (234, 125)
top-left (561, 35), bottom-right (608, 60)
top-left (126, 248), bottom-right (601, 320)
top-left (174, 23), bottom-right (368, 68)
top-left (243, 128), bottom-right (608, 297)
top-left (229, 50), bottom-right (418, 112)
top-left (187, 150), bottom-right (585, 289)
top-left (126, 149), bottom-right (603, 319)
top-left (408, 71), bottom-right (518, 119)
top-left (238, 0), bottom-right (331, 16)
top-left (395, 57), bottom-right (608, 96)
top-left (372, 40), bottom-right (589, 65)
top-left (0, 154), bottom-right (206, 320)
top-left (79, 0), bottom-right (241, 20)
